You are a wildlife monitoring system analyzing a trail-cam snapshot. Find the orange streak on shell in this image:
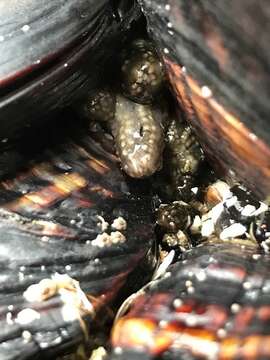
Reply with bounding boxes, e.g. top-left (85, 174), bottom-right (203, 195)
top-left (112, 318), bottom-right (158, 350)
top-left (89, 185), bottom-right (114, 198)
top-left (164, 58), bottom-right (270, 198)
top-left (220, 336), bottom-right (270, 359)
top-left (87, 156), bottom-right (110, 174)
top-left (5, 172), bottom-right (87, 212)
